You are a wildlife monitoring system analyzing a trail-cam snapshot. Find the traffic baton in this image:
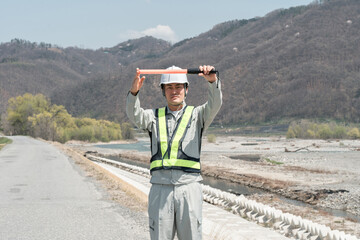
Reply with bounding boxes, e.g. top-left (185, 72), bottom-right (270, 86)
top-left (138, 68), bottom-right (218, 75)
